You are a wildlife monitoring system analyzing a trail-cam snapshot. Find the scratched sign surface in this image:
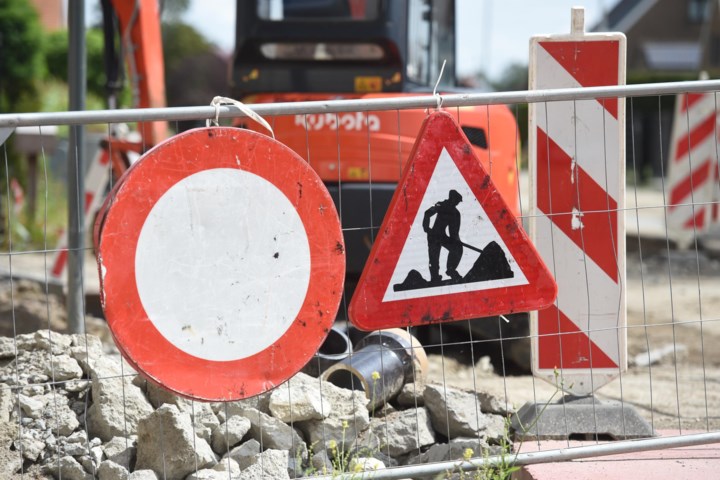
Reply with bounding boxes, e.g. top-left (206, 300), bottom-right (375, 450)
top-left (348, 111), bottom-right (556, 331)
top-left (95, 127), bottom-right (345, 401)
